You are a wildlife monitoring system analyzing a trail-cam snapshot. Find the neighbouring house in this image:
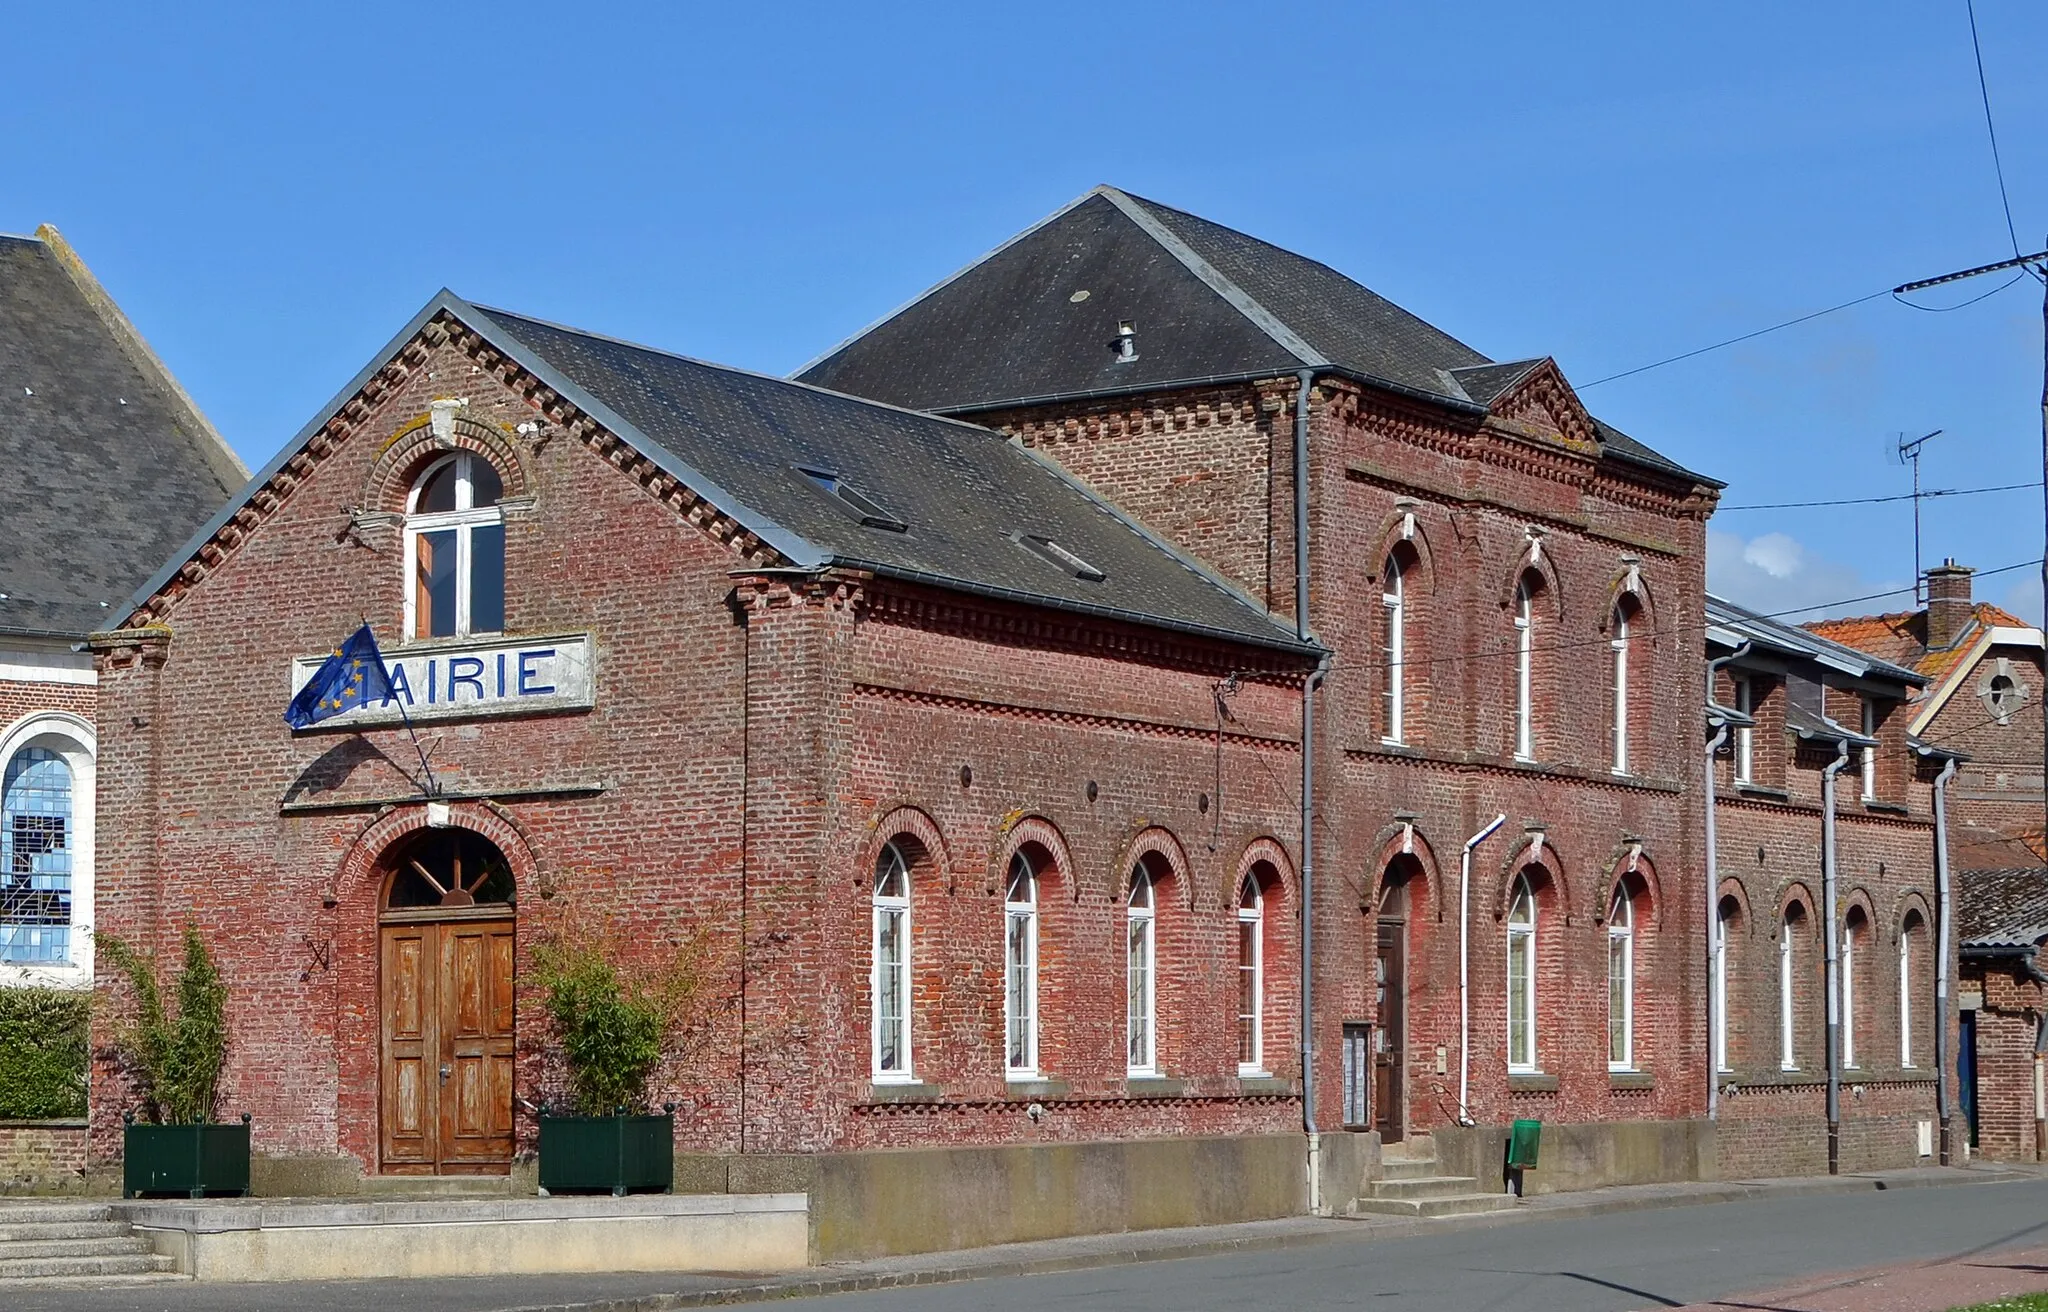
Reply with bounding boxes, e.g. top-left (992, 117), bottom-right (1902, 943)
top-left (1954, 864), bottom-right (2048, 1161)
